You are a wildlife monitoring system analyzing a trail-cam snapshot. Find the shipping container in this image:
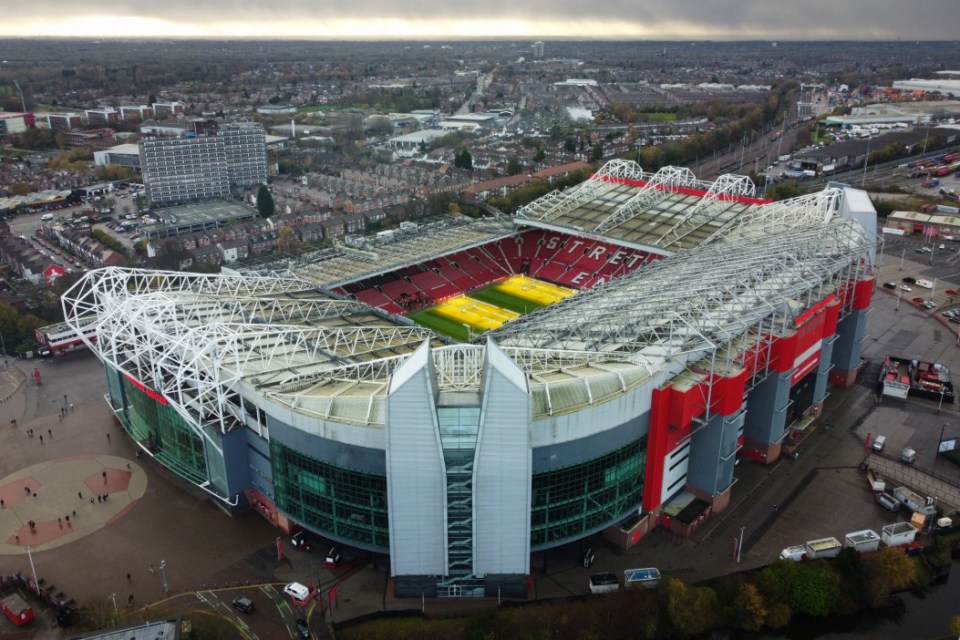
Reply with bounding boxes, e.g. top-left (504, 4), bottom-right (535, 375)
top-left (843, 529), bottom-right (881, 552)
top-left (805, 537), bottom-right (842, 559)
top-left (881, 521), bottom-right (917, 547)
